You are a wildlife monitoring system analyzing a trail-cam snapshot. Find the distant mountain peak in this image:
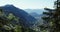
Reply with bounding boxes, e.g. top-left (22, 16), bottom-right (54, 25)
top-left (24, 9), bottom-right (45, 14)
